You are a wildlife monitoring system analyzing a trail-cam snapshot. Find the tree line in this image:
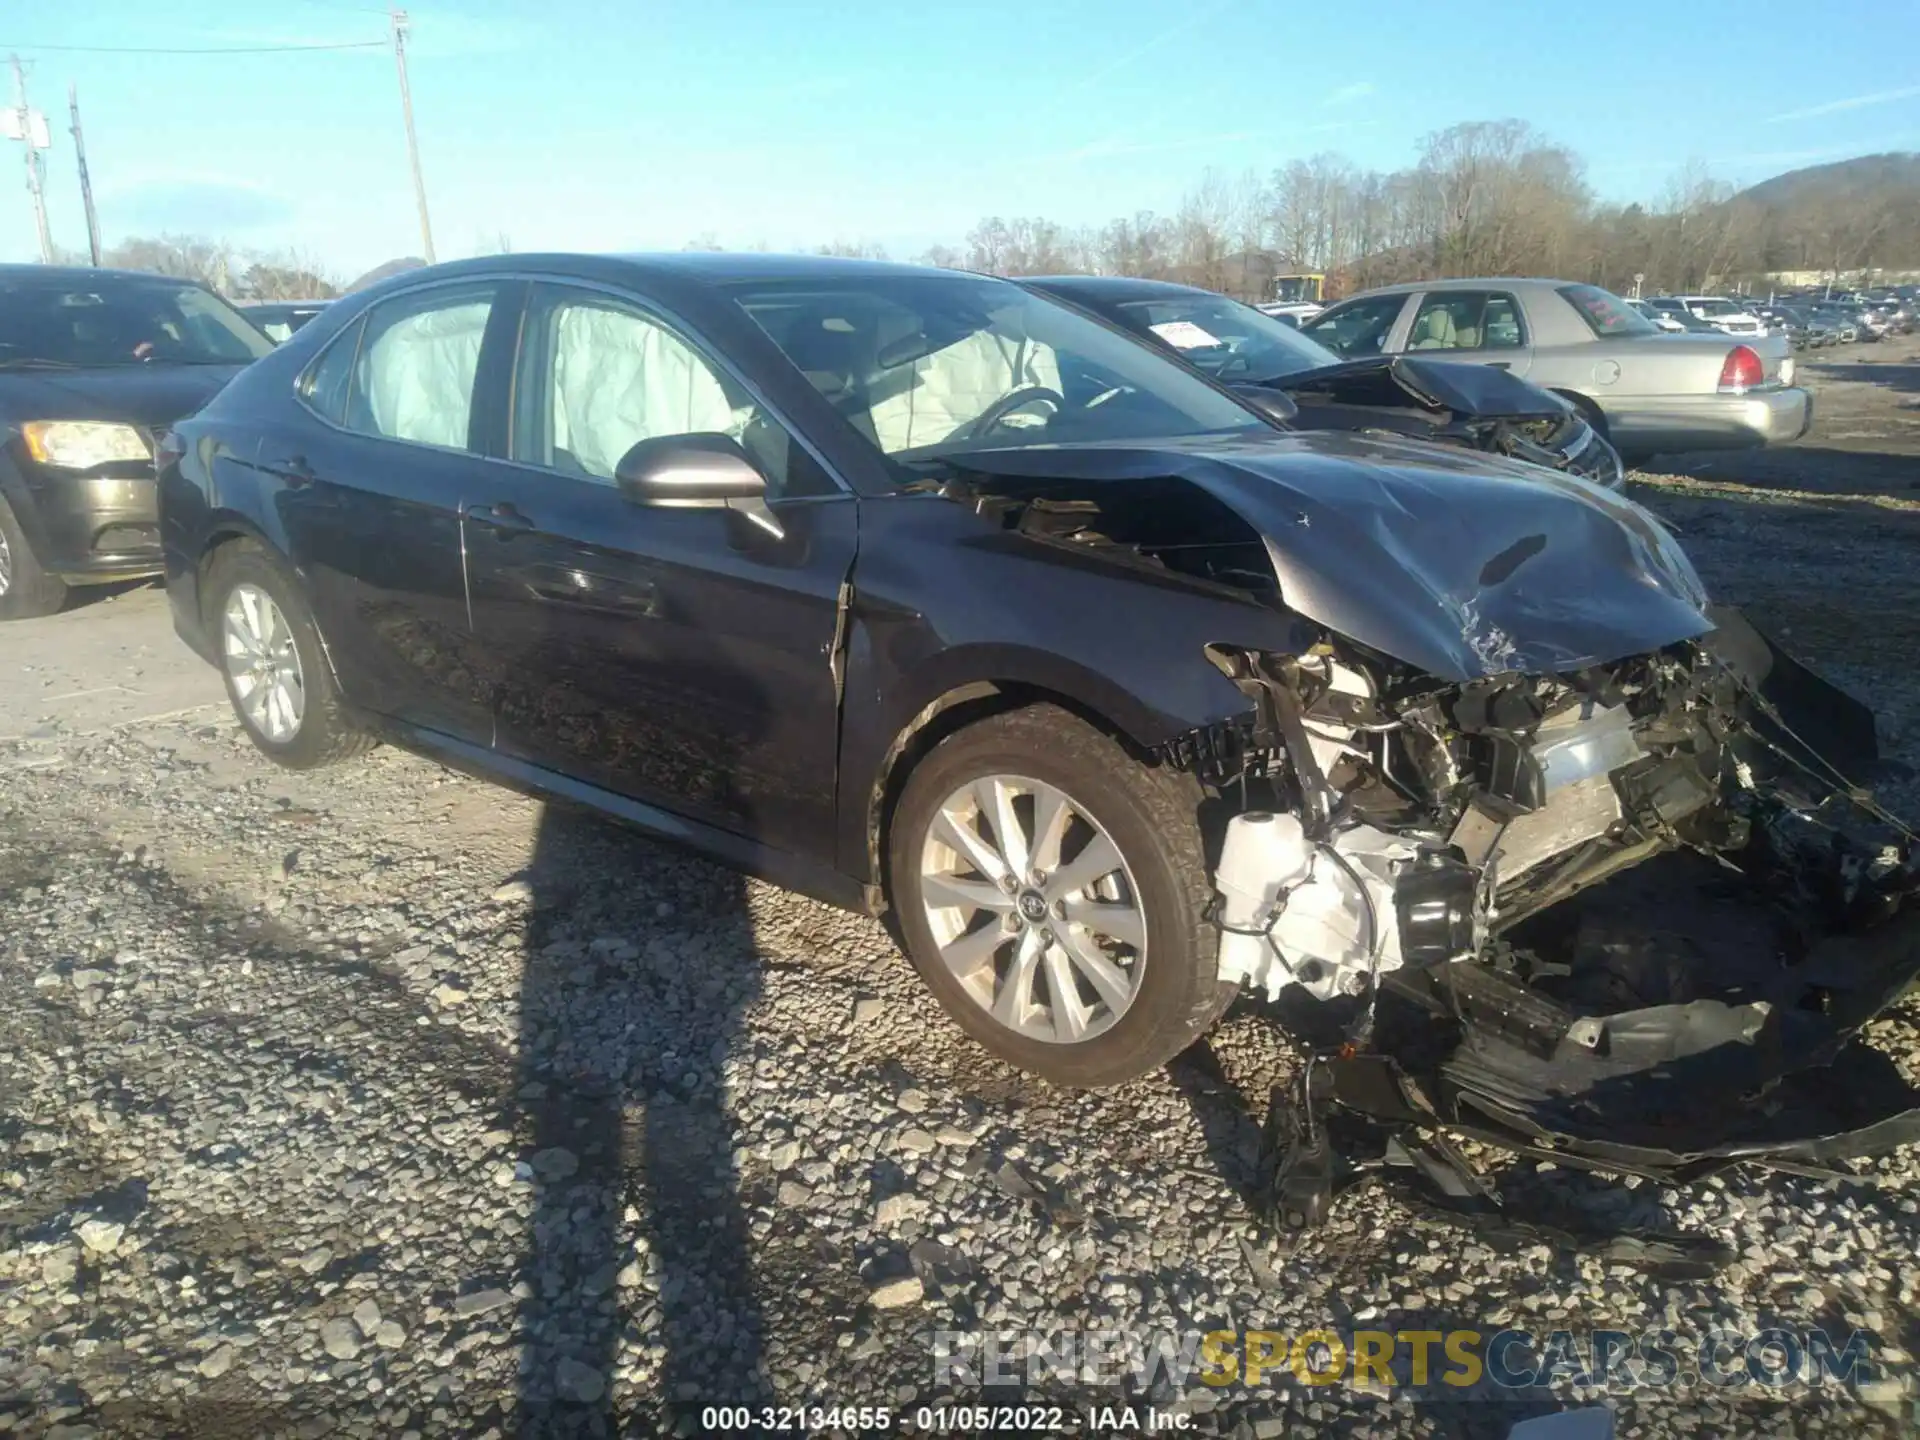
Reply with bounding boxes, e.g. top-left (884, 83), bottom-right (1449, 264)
top-left (78, 121), bottom-right (1919, 306)
top-left (863, 122), bottom-right (1918, 301)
